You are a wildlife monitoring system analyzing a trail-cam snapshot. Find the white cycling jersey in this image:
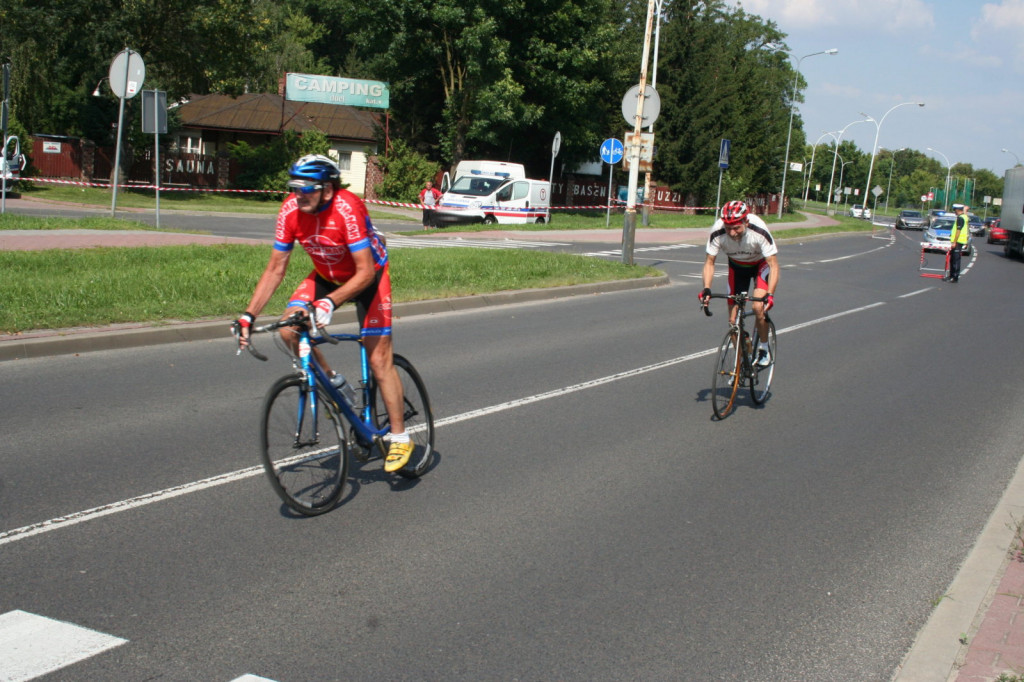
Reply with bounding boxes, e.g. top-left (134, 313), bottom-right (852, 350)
top-left (706, 214), bottom-right (778, 266)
